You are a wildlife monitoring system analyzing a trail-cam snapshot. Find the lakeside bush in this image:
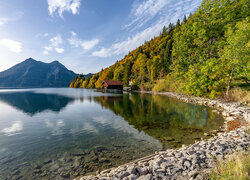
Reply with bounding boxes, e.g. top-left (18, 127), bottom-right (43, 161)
top-left (152, 79), bottom-right (169, 92)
